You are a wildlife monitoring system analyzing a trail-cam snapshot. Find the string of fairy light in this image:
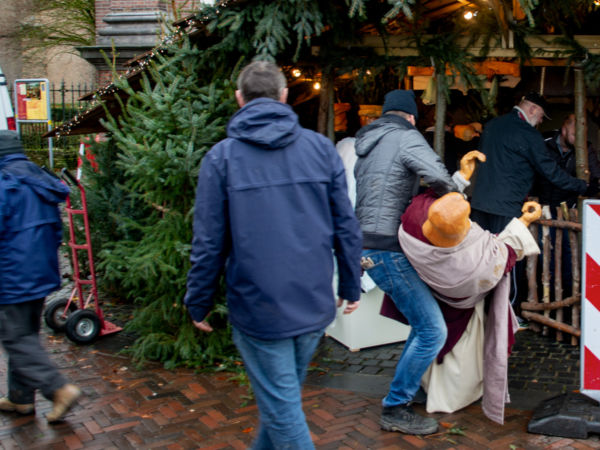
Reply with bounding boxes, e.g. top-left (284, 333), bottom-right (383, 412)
top-left (55, 1), bottom-right (233, 138)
